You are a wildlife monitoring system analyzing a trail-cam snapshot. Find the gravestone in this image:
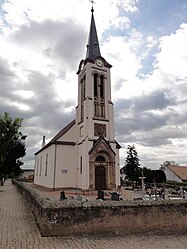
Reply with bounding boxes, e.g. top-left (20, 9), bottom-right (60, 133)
top-left (59, 191), bottom-right (66, 200)
top-left (111, 192), bottom-right (120, 201)
top-left (97, 190), bottom-right (104, 200)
